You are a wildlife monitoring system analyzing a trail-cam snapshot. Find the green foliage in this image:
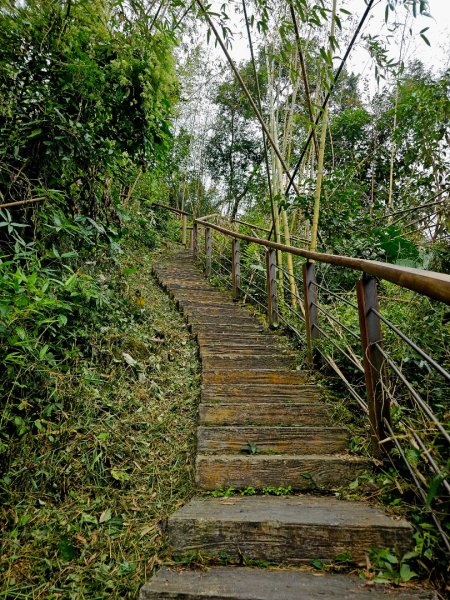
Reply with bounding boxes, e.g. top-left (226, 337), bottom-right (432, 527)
top-left (207, 485), bottom-right (293, 497)
top-left (0, 0), bottom-right (178, 214)
top-left (369, 548), bottom-right (418, 585)
top-left (1, 243), bottom-right (201, 598)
